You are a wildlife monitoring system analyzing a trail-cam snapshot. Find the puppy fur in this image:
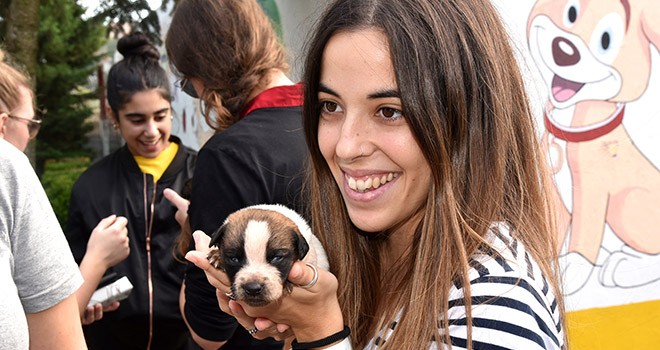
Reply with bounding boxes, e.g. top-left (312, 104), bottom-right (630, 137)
top-left (207, 204), bottom-right (329, 307)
